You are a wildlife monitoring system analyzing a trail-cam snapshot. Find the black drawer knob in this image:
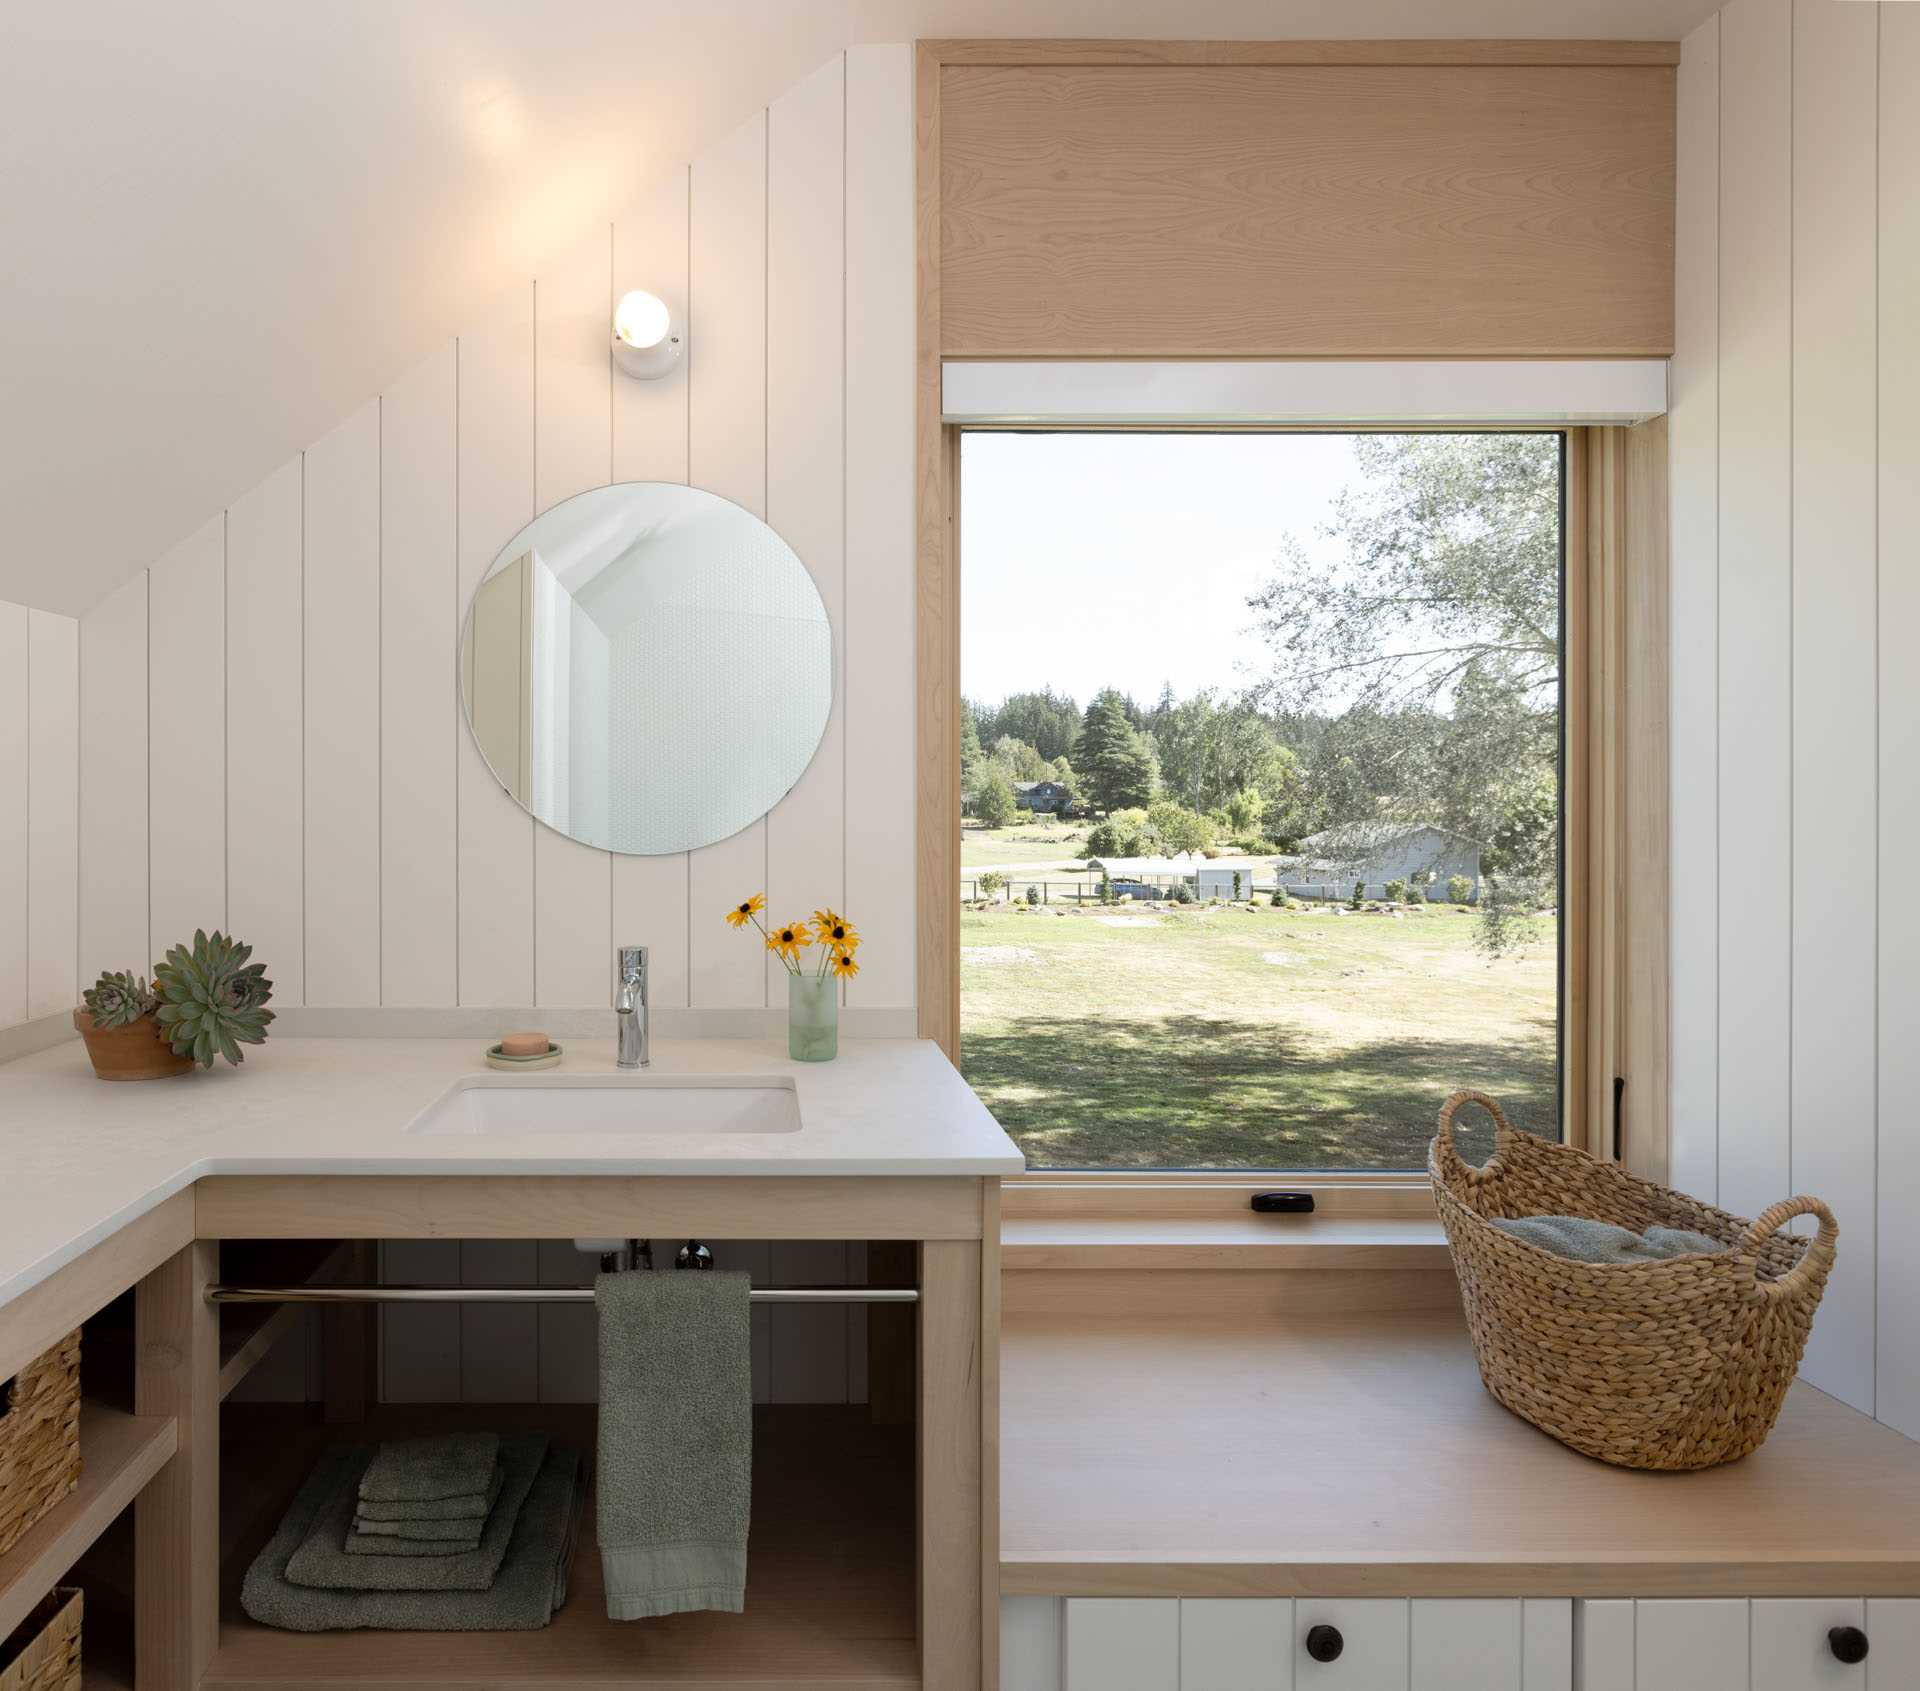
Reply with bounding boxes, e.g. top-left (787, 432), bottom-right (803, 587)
top-left (1829, 1625), bottom-right (1869, 1665)
top-left (1304, 1624), bottom-right (1344, 1664)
